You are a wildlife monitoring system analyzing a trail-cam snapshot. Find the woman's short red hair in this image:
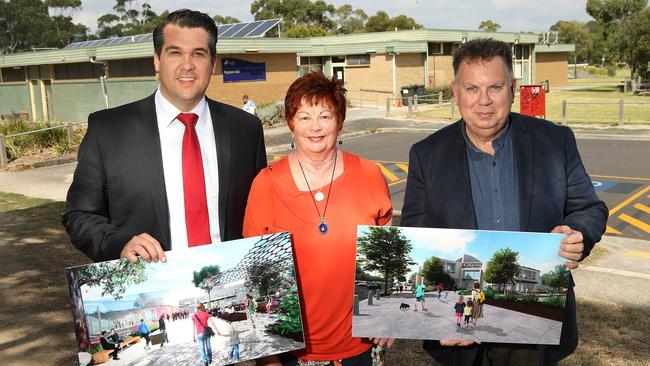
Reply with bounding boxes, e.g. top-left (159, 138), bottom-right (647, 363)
top-left (284, 71), bottom-right (347, 131)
